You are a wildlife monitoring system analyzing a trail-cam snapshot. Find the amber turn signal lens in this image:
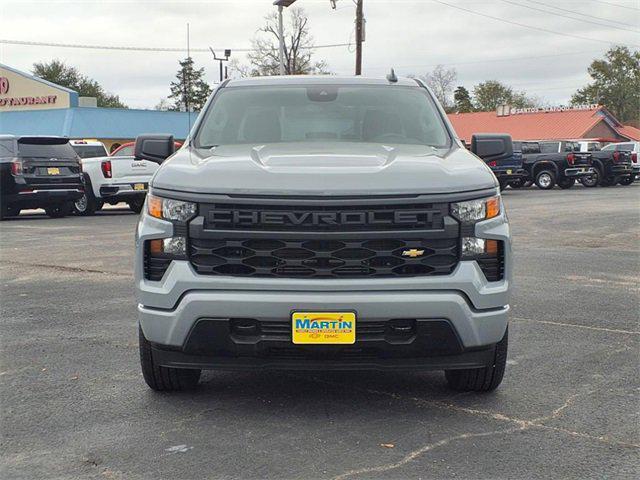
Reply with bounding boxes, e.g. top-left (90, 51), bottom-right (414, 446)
top-left (149, 239), bottom-right (163, 254)
top-left (147, 195), bottom-right (162, 219)
top-left (486, 196), bottom-right (500, 219)
top-left (485, 239), bottom-right (499, 256)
